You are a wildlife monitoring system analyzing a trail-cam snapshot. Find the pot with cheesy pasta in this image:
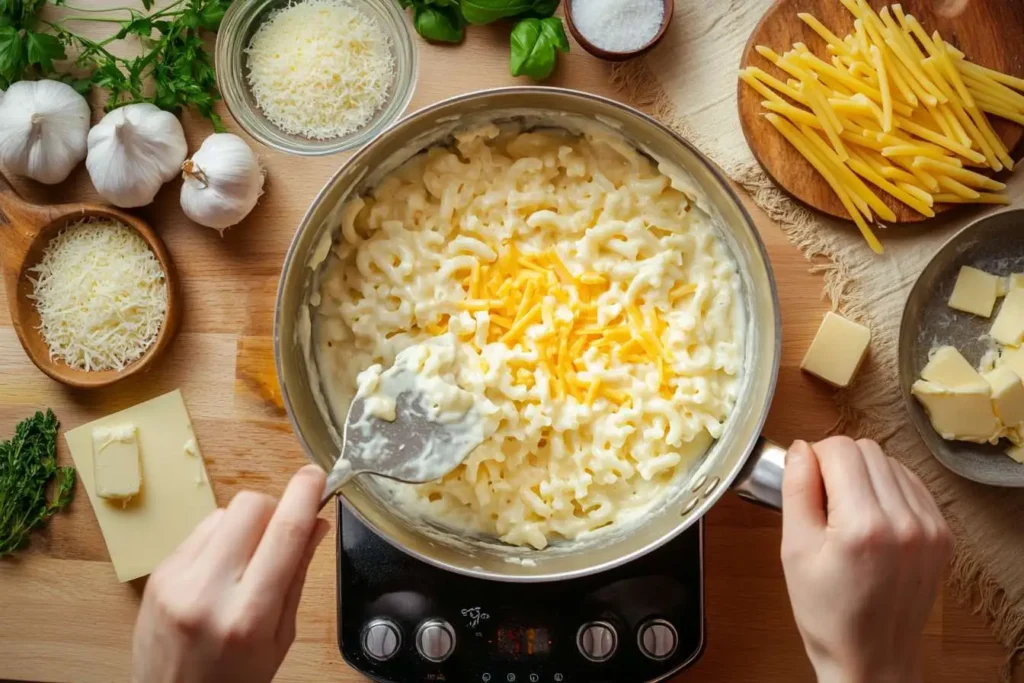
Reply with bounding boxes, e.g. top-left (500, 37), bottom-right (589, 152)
top-left (277, 88), bottom-right (782, 581)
